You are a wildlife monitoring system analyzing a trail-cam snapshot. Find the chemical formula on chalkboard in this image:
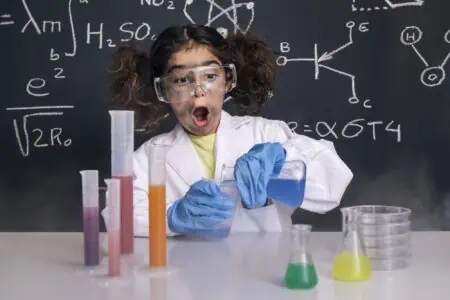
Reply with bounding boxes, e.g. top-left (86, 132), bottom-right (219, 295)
top-left (2, 0), bottom-right (255, 157)
top-left (5, 0), bottom-right (450, 233)
top-left (1, 0), bottom-right (432, 158)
